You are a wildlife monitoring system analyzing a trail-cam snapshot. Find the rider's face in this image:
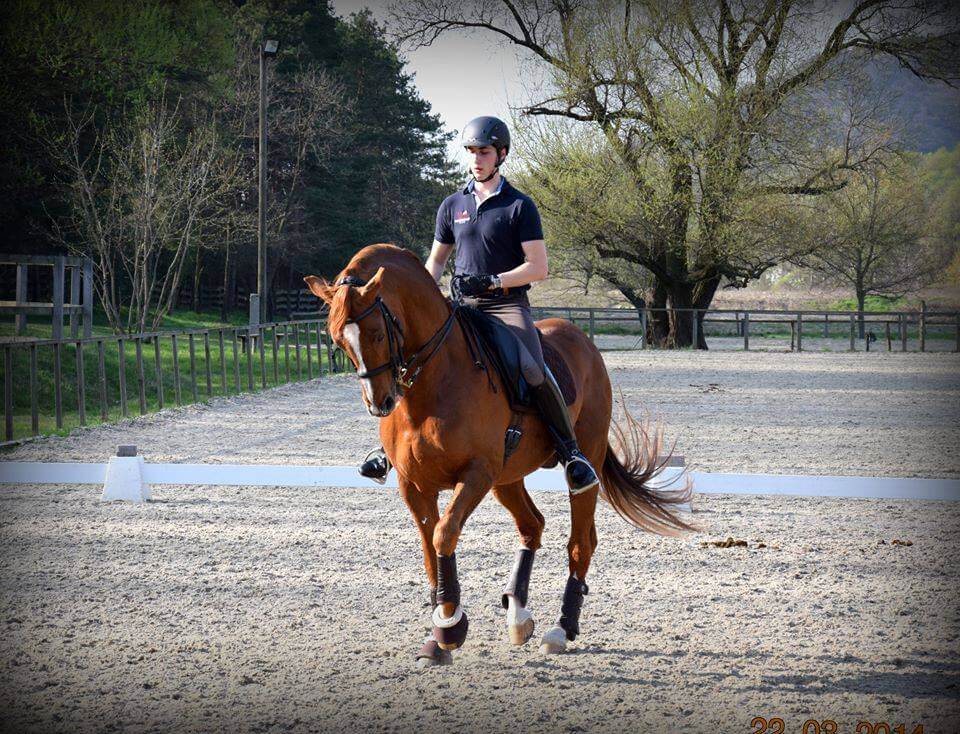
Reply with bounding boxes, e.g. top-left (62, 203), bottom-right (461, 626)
top-left (466, 145), bottom-right (500, 180)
